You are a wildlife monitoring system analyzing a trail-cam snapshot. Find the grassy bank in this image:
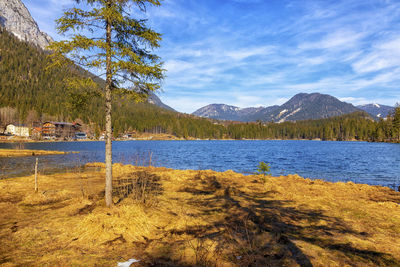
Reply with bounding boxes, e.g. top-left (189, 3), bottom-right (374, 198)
top-left (0, 149), bottom-right (74, 157)
top-left (0, 163), bottom-right (400, 266)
